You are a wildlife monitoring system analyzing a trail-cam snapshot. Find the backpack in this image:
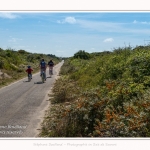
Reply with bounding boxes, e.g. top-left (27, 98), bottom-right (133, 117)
top-left (48, 61), bottom-right (54, 66)
top-left (41, 61), bottom-right (46, 68)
